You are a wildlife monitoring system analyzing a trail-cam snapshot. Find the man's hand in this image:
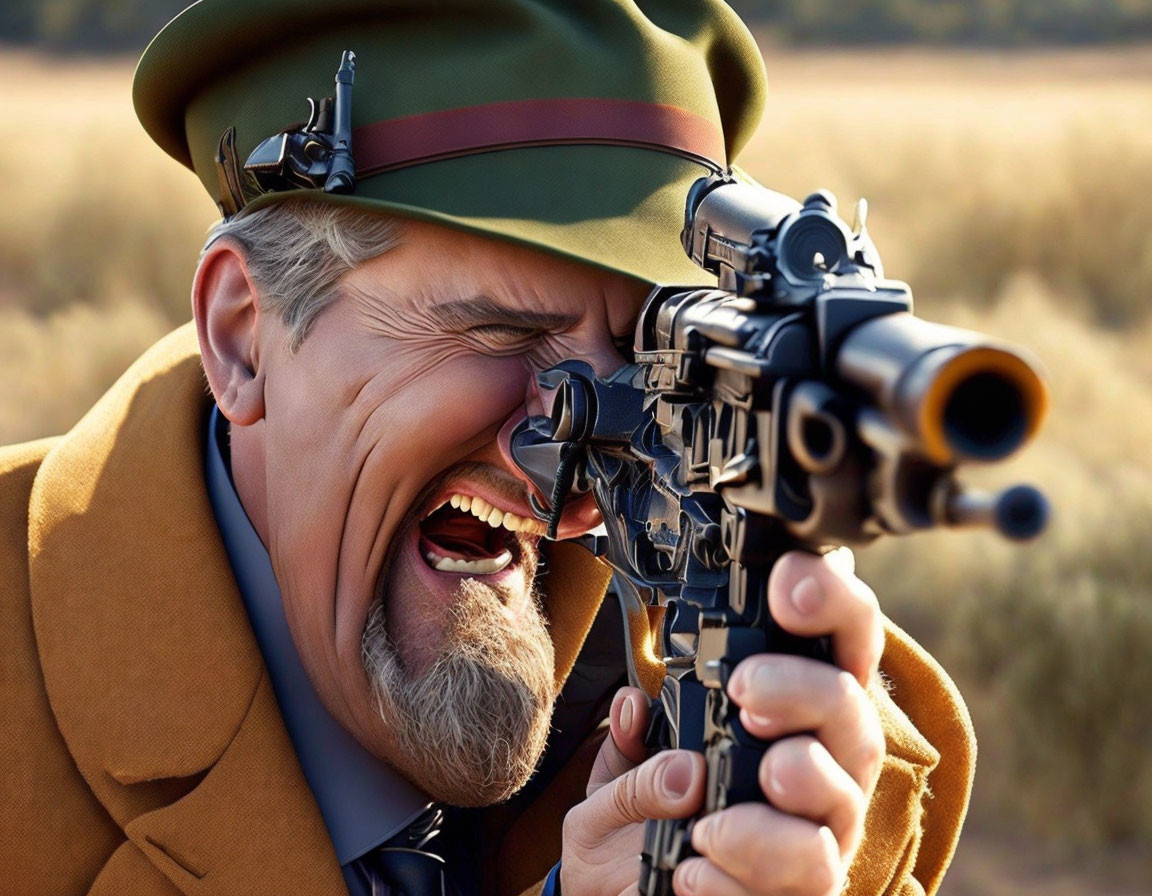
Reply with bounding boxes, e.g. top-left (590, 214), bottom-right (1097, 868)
top-left (560, 549), bottom-right (886, 896)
